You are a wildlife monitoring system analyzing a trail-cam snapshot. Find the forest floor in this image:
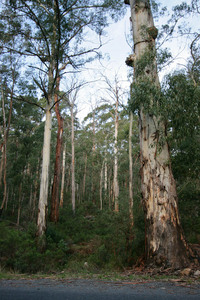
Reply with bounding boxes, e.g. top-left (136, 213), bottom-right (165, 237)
top-left (0, 265), bottom-right (200, 283)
